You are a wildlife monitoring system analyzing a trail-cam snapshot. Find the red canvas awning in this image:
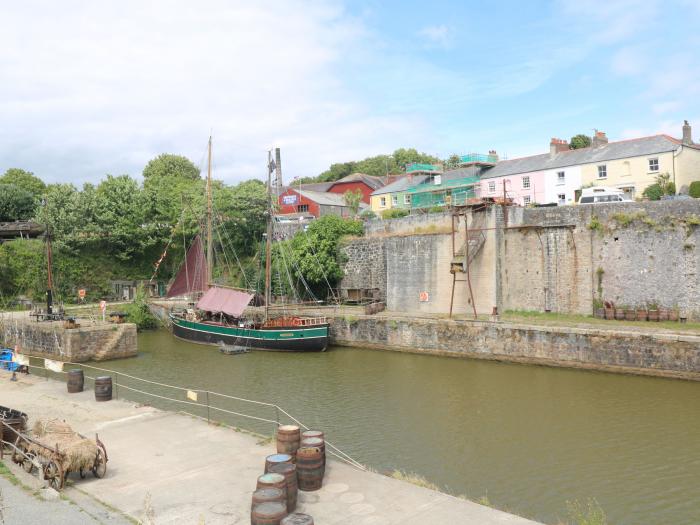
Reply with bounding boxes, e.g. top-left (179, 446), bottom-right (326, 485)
top-left (196, 287), bottom-right (254, 317)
